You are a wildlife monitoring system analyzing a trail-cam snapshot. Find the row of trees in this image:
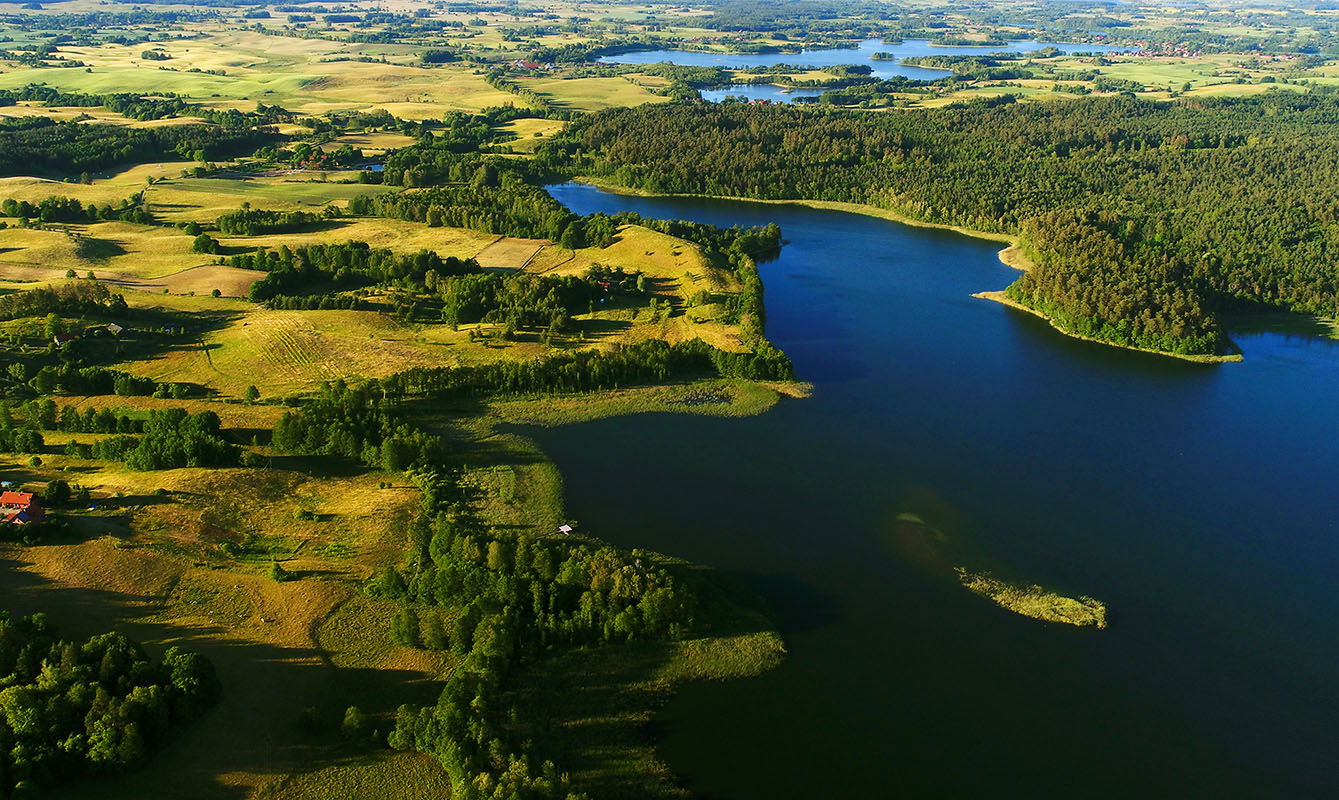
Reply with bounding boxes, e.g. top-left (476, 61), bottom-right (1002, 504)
top-left (228, 241), bottom-right (480, 300)
top-left (0, 84), bottom-right (292, 127)
top-left (214, 208), bottom-right (322, 236)
top-left (79, 408), bottom-right (237, 471)
top-left (560, 93), bottom-right (1339, 354)
top-left (20, 365), bottom-right (174, 400)
top-left (0, 611), bottom-right (219, 797)
top-left (0, 121), bottom-right (275, 177)
top-left (15, 399), bottom-right (143, 435)
top-left (388, 337), bottom-right (792, 399)
top-left (0, 195), bottom-right (153, 226)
